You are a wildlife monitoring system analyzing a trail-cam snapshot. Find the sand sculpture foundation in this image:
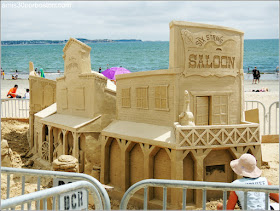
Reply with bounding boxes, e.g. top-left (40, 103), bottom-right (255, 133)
top-left (28, 21), bottom-right (261, 209)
